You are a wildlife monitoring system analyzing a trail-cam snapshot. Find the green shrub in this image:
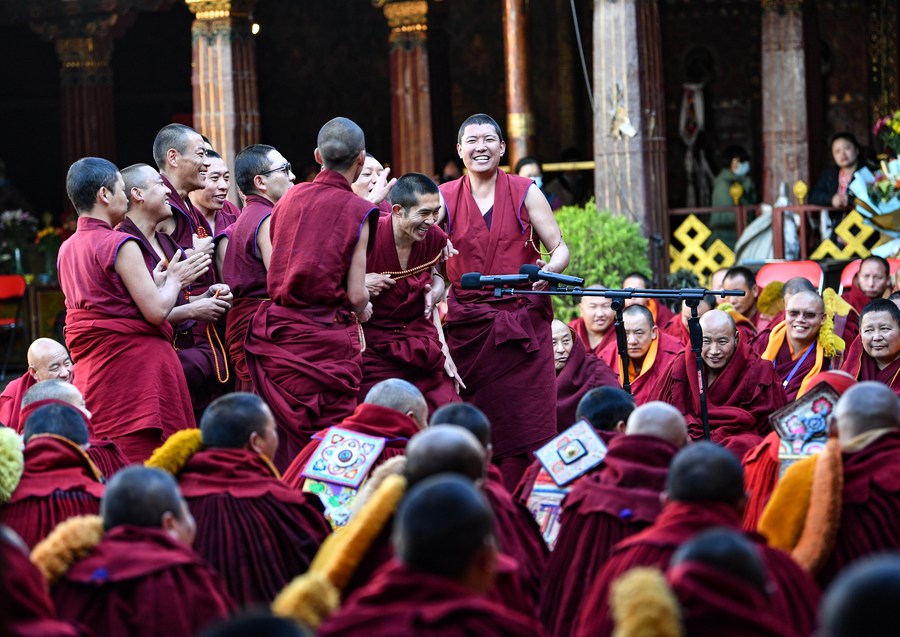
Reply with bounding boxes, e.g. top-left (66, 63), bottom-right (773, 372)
top-left (552, 199), bottom-right (650, 321)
